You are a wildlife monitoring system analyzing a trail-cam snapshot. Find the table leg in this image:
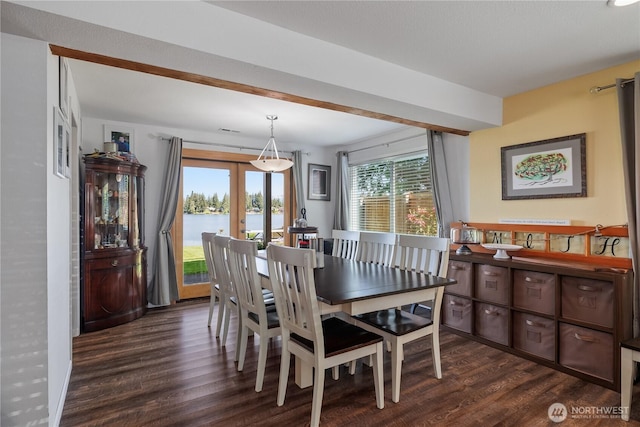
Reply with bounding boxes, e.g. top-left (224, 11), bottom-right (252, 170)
top-left (621, 347), bottom-right (633, 421)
